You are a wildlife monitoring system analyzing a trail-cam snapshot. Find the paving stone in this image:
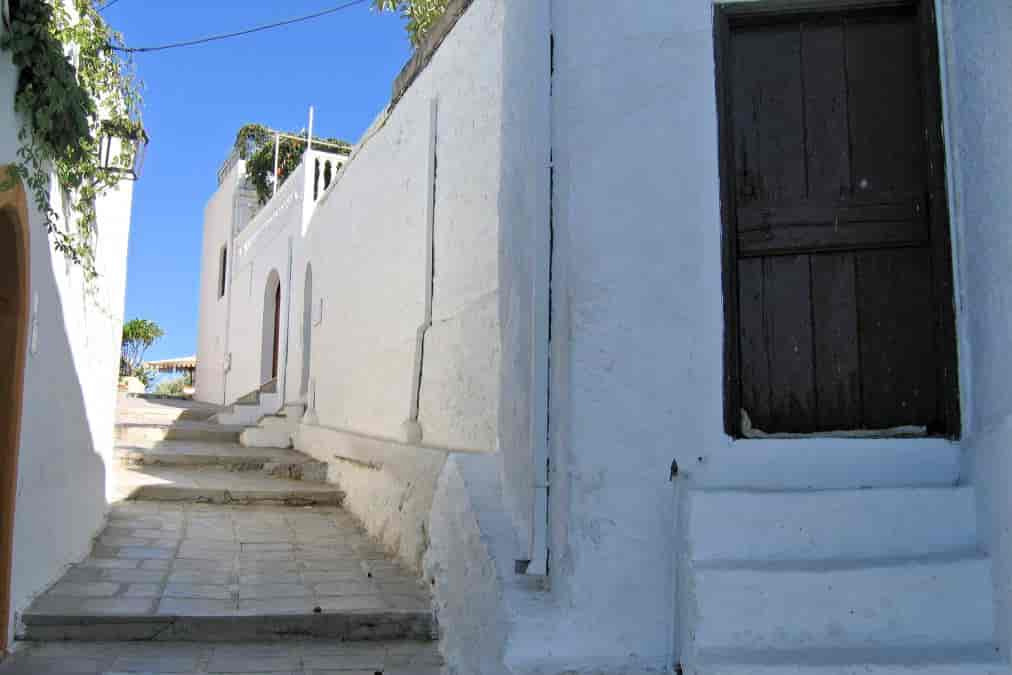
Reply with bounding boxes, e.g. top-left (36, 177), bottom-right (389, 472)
top-left (157, 598), bottom-right (237, 616)
top-left (238, 584), bottom-right (312, 600)
top-left (313, 581), bottom-right (379, 596)
top-left (314, 595), bottom-right (387, 612)
top-left (140, 560), bottom-right (173, 570)
top-left (109, 653), bottom-right (200, 672)
top-left (123, 584), bottom-right (162, 598)
top-left (77, 558), bottom-right (141, 570)
top-left (164, 583), bottom-right (233, 600)
top-left (171, 559), bottom-right (233, 572)
top-left (47, 582), bottom-right (121, 598)
top-left (22, 497), bottom-right (433, 644)
top-left (115, 546), bottom-right (176, 560)
top-left (98, 569), bottom-right (169, 584)
top-left (300, 644), bottom-right (386, 670)
top-left (235, 598), bottom-right (318, 615)
top-left (238, 573), bottom-right (302, 585)
top-left (168, 571), bottom-right (234, 585)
